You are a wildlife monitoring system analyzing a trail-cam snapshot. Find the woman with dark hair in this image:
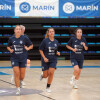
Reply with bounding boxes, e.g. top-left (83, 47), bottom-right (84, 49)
top-left (66, 28), bottom-right (88, 89)
top-left (39, 27), bottom-right (60, 92)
